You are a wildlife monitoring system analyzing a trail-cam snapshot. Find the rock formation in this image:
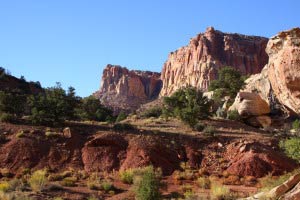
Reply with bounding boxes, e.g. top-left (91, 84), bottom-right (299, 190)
top-left (94, 64), bottom-right (162, 113)
top-left (160, 27), bottom-right (269, 96)
top-left (242, 27), bottom-right (300, 116)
